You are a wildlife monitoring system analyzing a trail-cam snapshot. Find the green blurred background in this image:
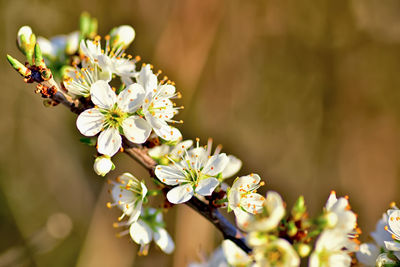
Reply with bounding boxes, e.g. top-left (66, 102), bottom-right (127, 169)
top-left (1, 0), bottom-right (400, 266)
